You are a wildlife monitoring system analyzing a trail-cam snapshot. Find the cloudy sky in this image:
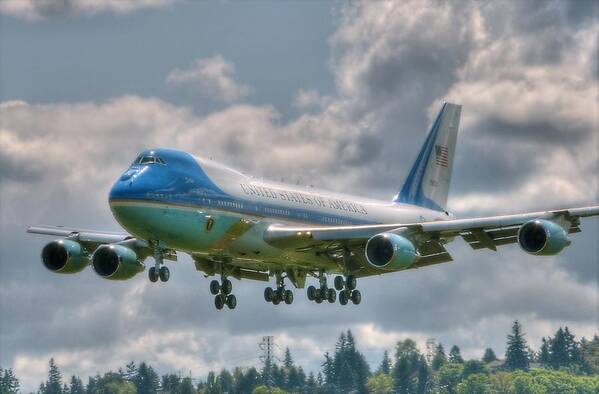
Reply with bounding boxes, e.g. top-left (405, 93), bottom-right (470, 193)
top-left (1, 0), bottom-right (598, 390)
